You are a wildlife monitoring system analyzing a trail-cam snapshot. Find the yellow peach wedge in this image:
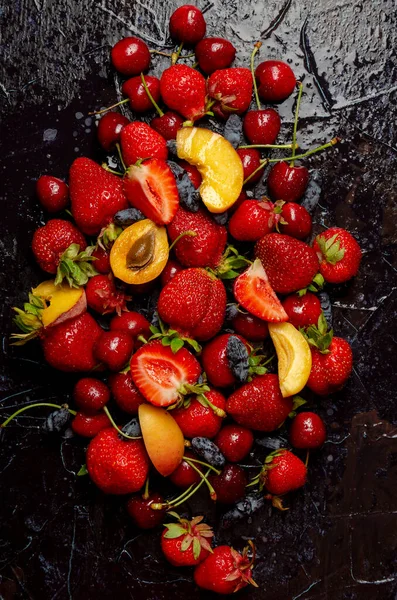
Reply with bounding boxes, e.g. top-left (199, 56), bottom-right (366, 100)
top-left (33, 280), bottom-right (86, 327)
top-left (176, 127), bottom-right (244, 213)
top-left (268, 322), bottom-right (312, 398)
top-left (110, 219), bottom-right (169, 284)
